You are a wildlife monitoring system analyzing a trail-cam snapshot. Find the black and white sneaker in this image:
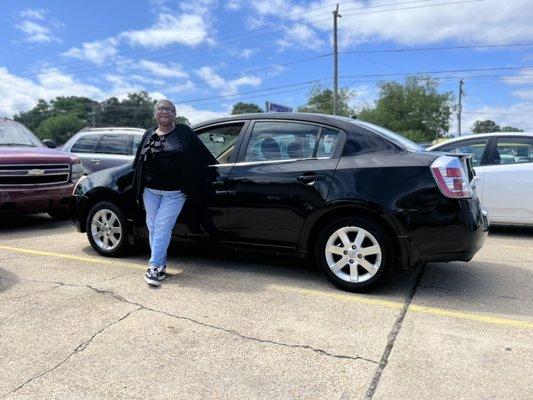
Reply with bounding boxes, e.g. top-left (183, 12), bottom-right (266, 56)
top-left (157, 265), bottom-right (166, 281)
top-left (144, 266), bottom-right (161, 286)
